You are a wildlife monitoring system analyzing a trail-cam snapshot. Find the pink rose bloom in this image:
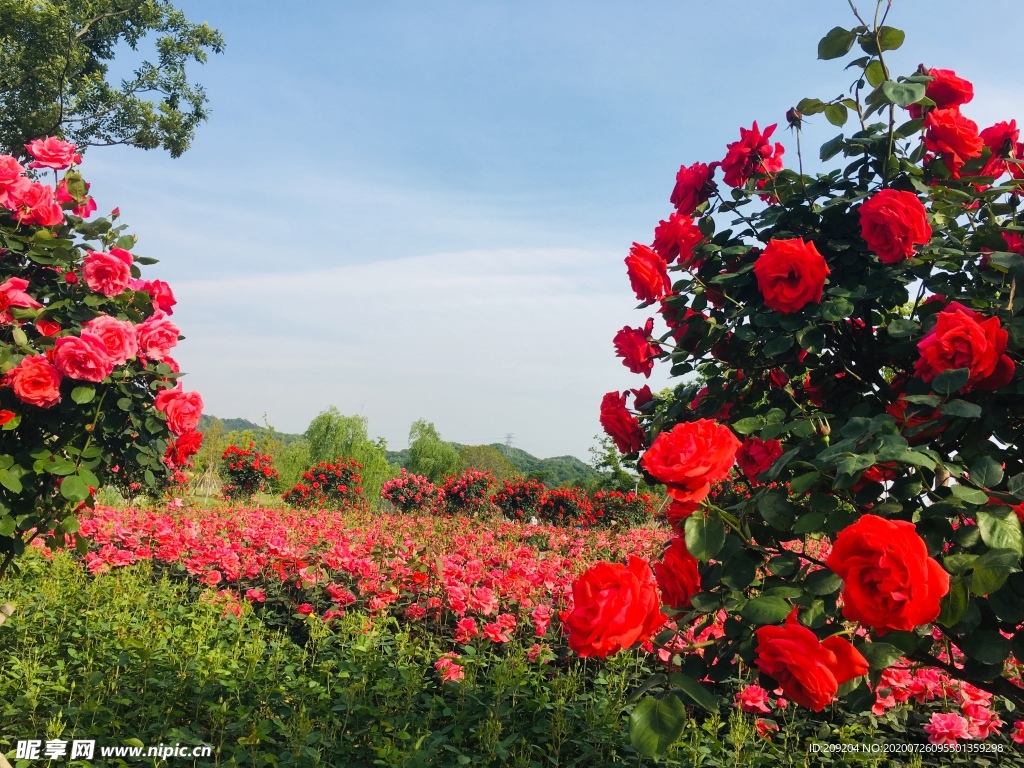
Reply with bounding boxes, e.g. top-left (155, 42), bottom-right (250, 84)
top-left (53, 333), bottom-right (115, 382)
top-left (454, 617), bottom-right (479, 643)
top-left (923, 712), bottom-right (971, 745)
top-left (203, 570), bottom-right (222, 587)
top-left (1012, 721), bottom-right (1024, 745)
top-left (10, 180), bottom-right (63, 227)
top-left (25, 137), bottom-right (82, 170)
top-left (130, 278), bottom-right (176, 314)
top-left (297, 603), bottom-right (314, 615)
top-left (55, 178), bottom-right (97, 218)
top-left (245, 588), bottom-right (266, 603)
top-left (735, 684), bottom-right (772, 714)
top-left (434, 654), bottom-right (464, 683)
top-left (483, 622), bottom-right (511, 643)
top-left (3, 354), bottom-right (63, 408)
top-left (0, 155), bottom-right (24, 191)
top-left (964, 703), bottom-right (1003, 739)
top-left (136, 310), bottom-right (180, 361)
top-left (83, 248), bottom-right (133, 297)
top-left (154, 382), bottom-right (204, 435)
top-left (83, 315), bottom-right (138, 366)
top-left (0, 277), bottom-right (42, 324)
